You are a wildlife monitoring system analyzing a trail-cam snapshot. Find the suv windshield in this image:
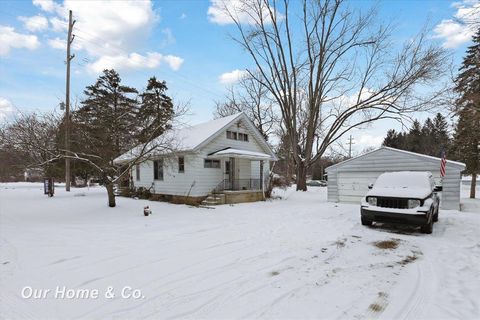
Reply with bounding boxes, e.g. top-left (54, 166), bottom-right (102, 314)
top-left (374, 172), bottom-right (430, 189)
